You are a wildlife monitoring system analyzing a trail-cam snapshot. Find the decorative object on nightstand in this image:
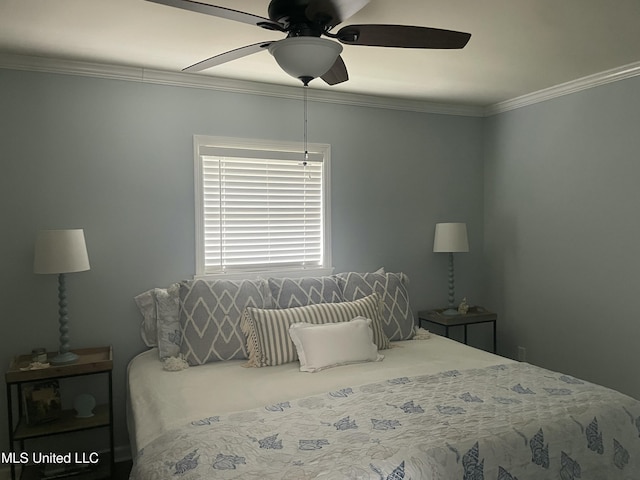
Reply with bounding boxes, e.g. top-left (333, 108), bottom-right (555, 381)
top-left (34, 229), bottom-right (90, 365)
top-left (457, 297), bottom-right (469, 314)
top-left (433, 222), bottom-right (469, 315)
top-left (22, 380), bottom-right (62, 425)
top-left (73, 393), bottom-right (97, 418)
